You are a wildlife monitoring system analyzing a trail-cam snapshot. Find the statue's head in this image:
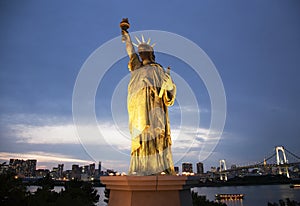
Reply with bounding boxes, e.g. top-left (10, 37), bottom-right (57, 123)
top-left (134, 36), bottom-right (156, 63)
top-left (138, 43), bottom-right (155, 62)
top-left (137, 43), bottom-right (153, 53)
